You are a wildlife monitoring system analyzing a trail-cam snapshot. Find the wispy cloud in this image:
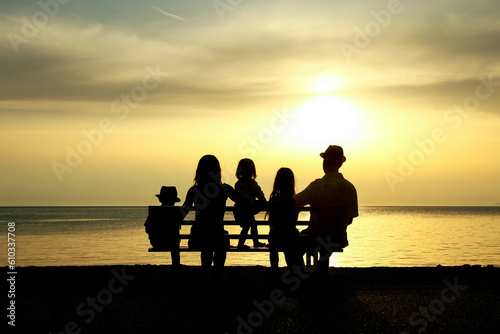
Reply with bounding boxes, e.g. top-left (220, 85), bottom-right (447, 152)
top-left (150, 5), bottom-right (185, 22)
